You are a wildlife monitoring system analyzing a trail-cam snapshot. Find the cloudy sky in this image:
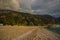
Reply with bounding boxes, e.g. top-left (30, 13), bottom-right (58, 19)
top-left (19, 0), bottom-right (60, 17)
top-left (0, 0), bottom-right (60, 17)
top-left (31, 0), bottom-right (60, 17)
